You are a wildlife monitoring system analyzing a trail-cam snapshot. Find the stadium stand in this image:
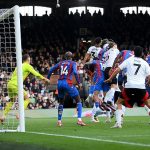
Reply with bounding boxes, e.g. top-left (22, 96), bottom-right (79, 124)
top-left (1, 0), bottom-right (150, 109)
